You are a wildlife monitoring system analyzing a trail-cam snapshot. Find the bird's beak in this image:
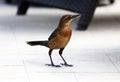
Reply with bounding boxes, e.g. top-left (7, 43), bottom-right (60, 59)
top-left (72, 15), bottom-right (80, 18)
